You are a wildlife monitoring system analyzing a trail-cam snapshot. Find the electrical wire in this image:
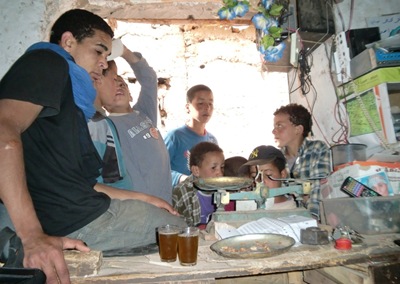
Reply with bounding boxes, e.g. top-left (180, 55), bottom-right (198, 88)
top-left (319, 1), bottom-right (354, 144)
top-left (292, 43), bottom-right (331, 145)
top-left (333, 0), bottom-right (346, 32)
top-left (324, 35), bottom-right (349, 144)
top-left (305, 0), bottom-right (332, 57)
top-left (297, 49), bottom-right (312, 95)
top-left (332, 101), bottom-right (349, 143)
top-left (348, 0), bottom-right (355, 31)
top-left (288, 0), bottom-right (347, 146)
top-left (324, 0), bottom-right (391, 149)
top-left (288, 65), bottom-right (299, 94)
top-left (305, 71), bottom-right (331, 145)
top-left (296, 0), bottom-right (332, 96)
